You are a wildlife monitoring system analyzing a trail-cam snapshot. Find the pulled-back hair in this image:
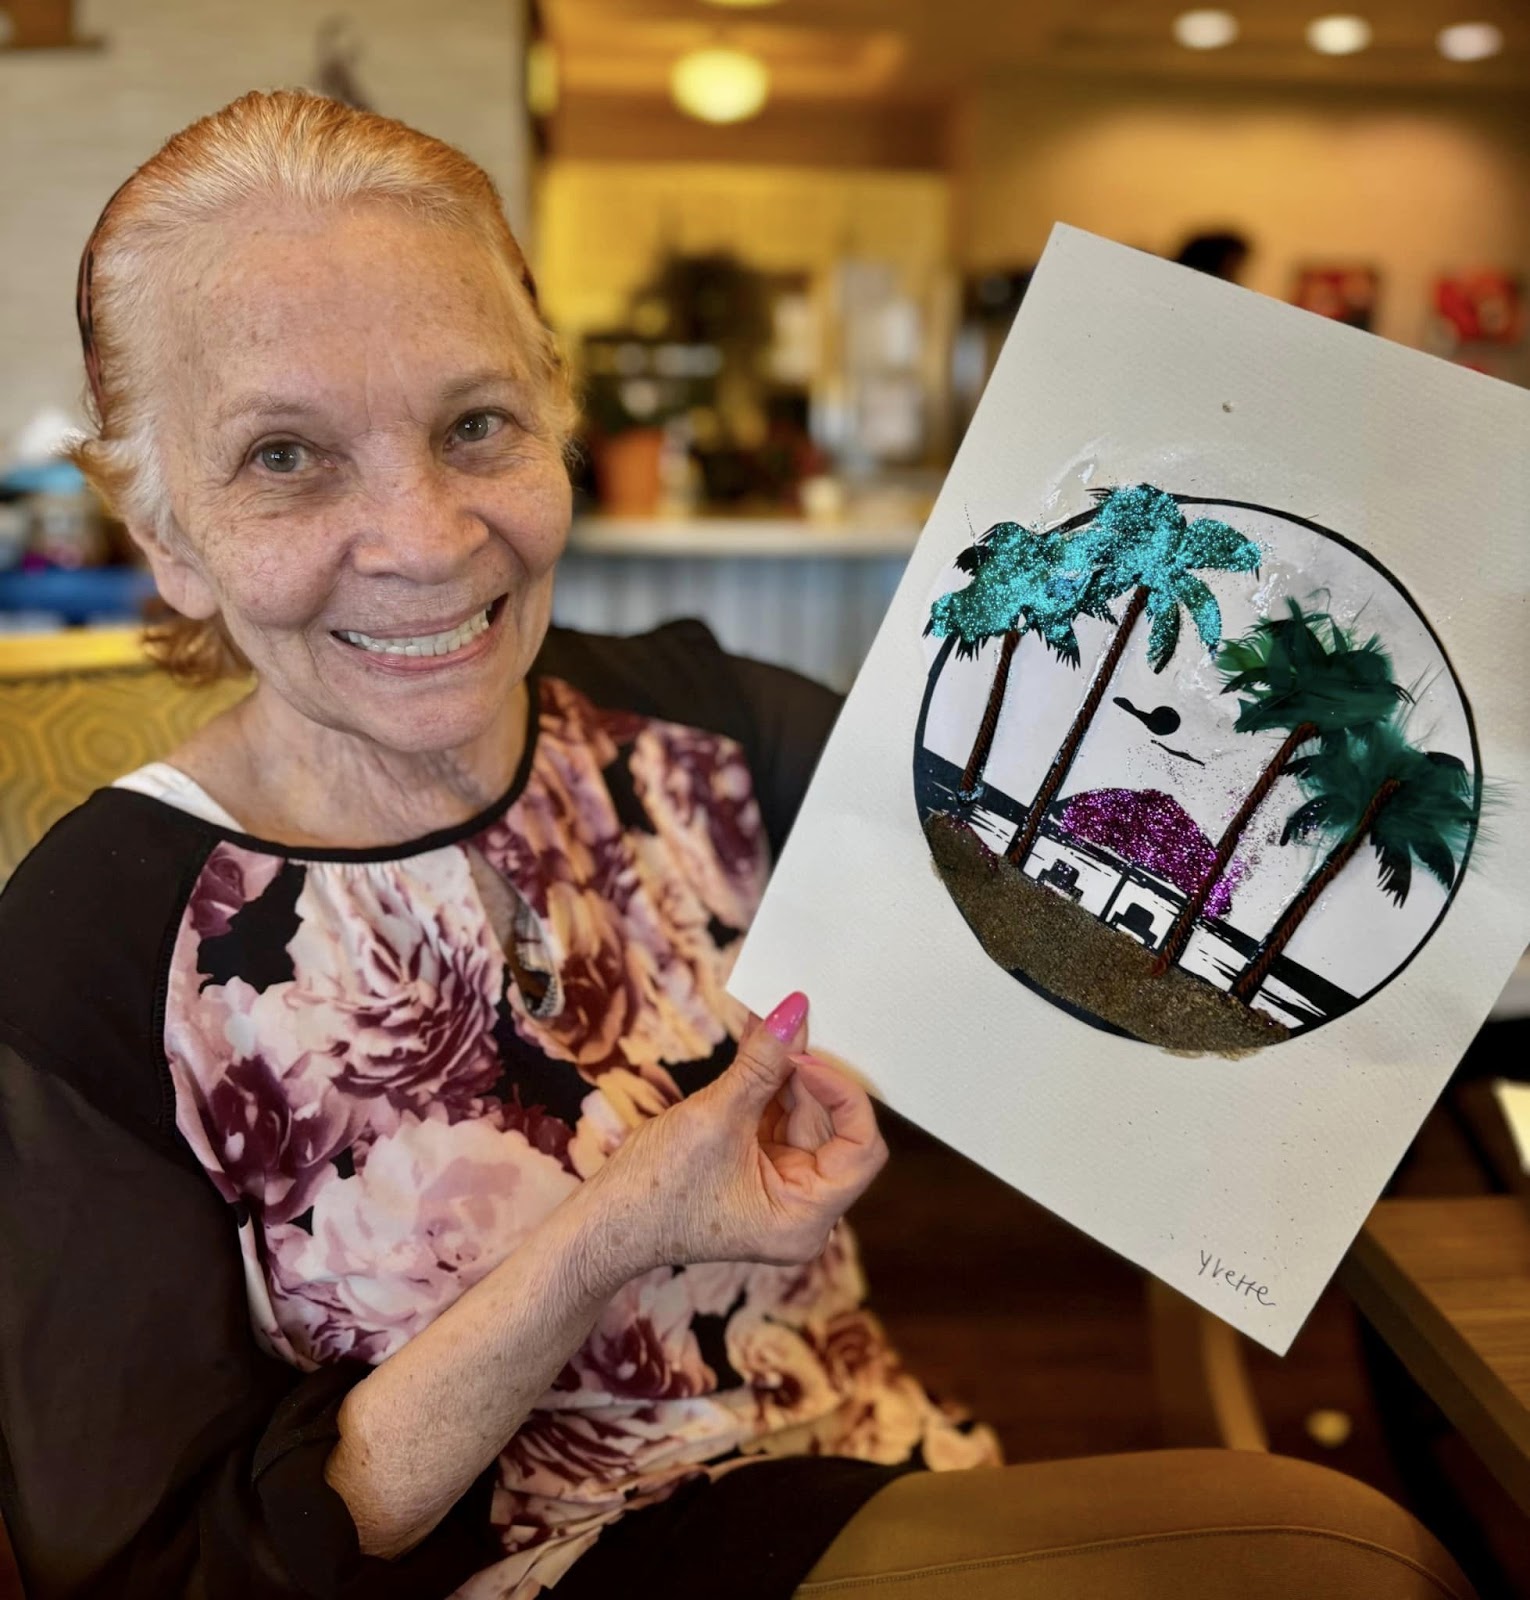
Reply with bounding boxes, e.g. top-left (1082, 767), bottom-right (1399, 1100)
top-left (70, 89), bottom-right (574, 683)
